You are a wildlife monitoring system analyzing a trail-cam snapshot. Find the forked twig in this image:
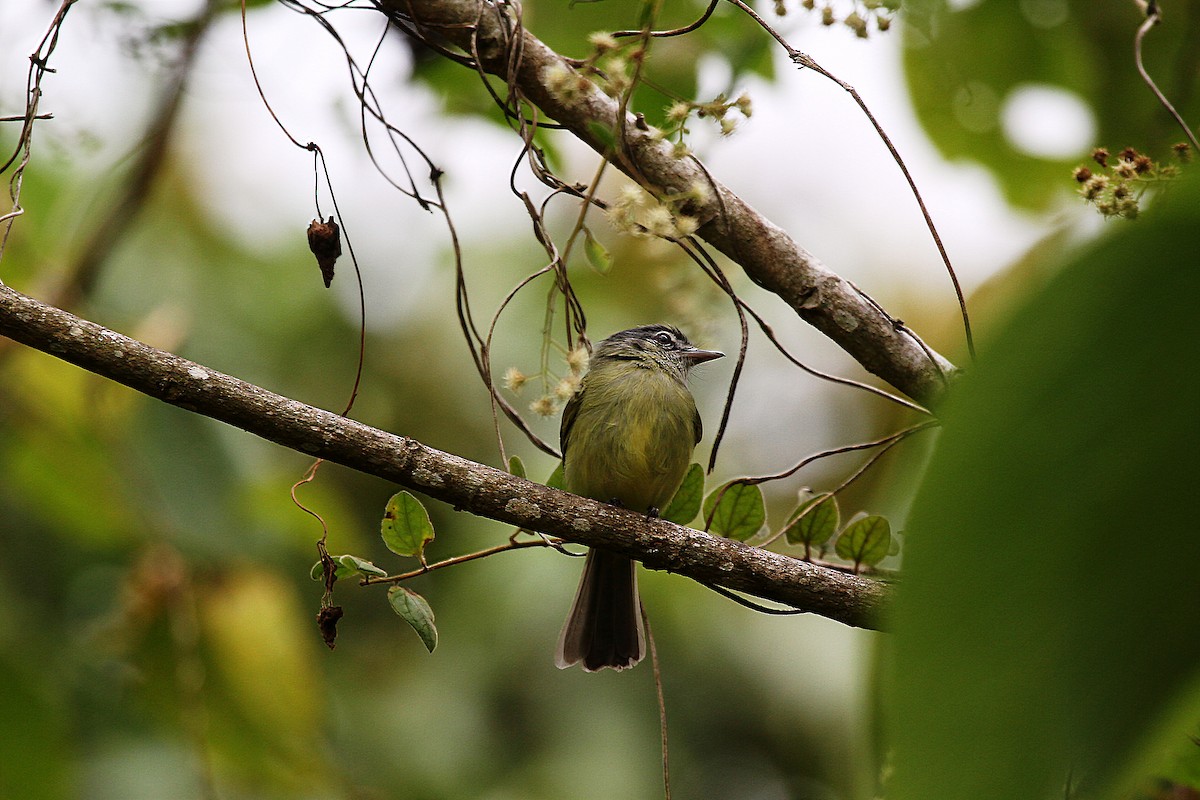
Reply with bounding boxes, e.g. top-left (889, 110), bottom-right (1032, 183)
top-left (1132, 1), bottom-right (1199, 151)
top-left (721, 0), bottom-right (976, 362)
